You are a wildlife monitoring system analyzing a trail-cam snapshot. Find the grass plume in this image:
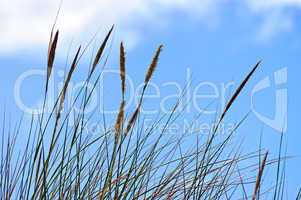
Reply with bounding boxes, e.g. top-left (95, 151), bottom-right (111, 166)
top-left (46, 30), bottom-right (59, 94)
top-left (90, 25), bottom-right (114, 76)
top-left (216, 60), bottom-right (261, 131)
top-left (120, 42), bottom-right (126, 99)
